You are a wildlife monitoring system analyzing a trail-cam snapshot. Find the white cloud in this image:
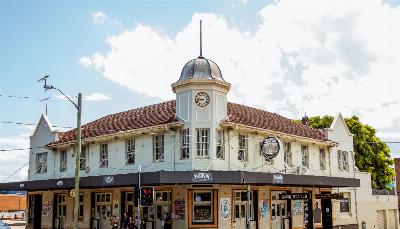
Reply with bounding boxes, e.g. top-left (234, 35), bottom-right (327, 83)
top-left (84, 92), bottom-right (112, 101)
top-left (0, 133), bottom-right (30, 182)
top-left (80, 0), bottom-right (400, 152)
top-left (92, 11), bottom-right (107, 24)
